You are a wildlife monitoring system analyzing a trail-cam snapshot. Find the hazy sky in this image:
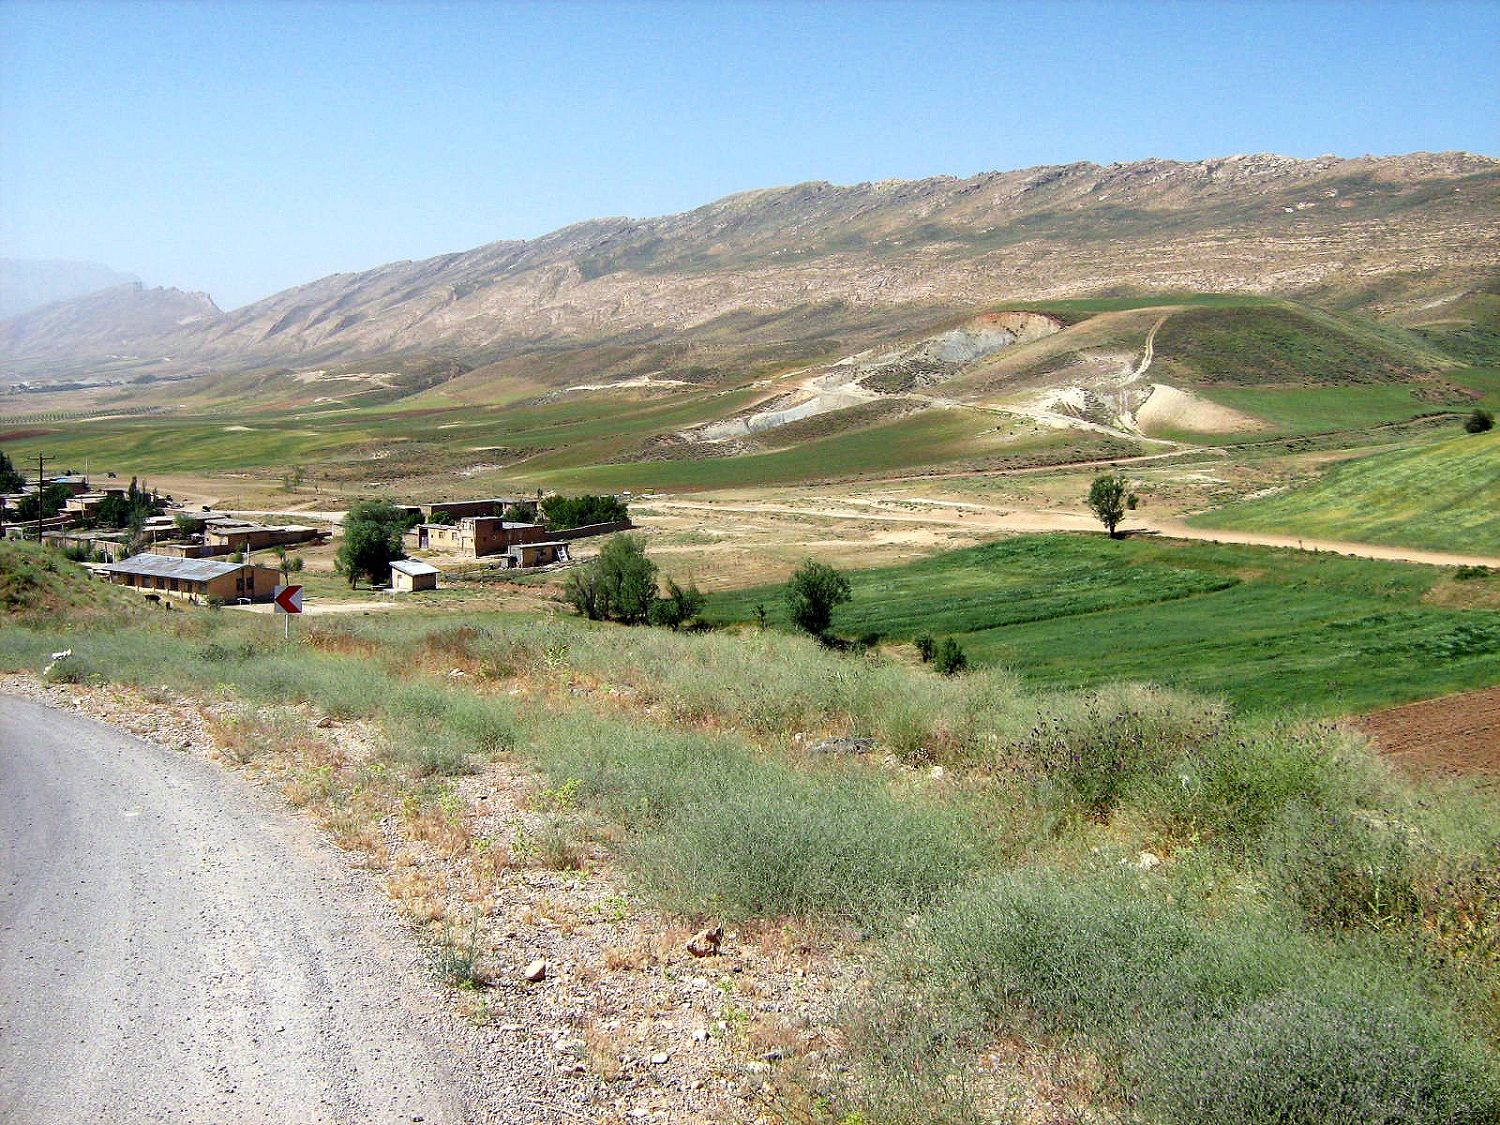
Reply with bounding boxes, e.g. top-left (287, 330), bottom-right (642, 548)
top-left (3, 0), bottom-right (1497, 310)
